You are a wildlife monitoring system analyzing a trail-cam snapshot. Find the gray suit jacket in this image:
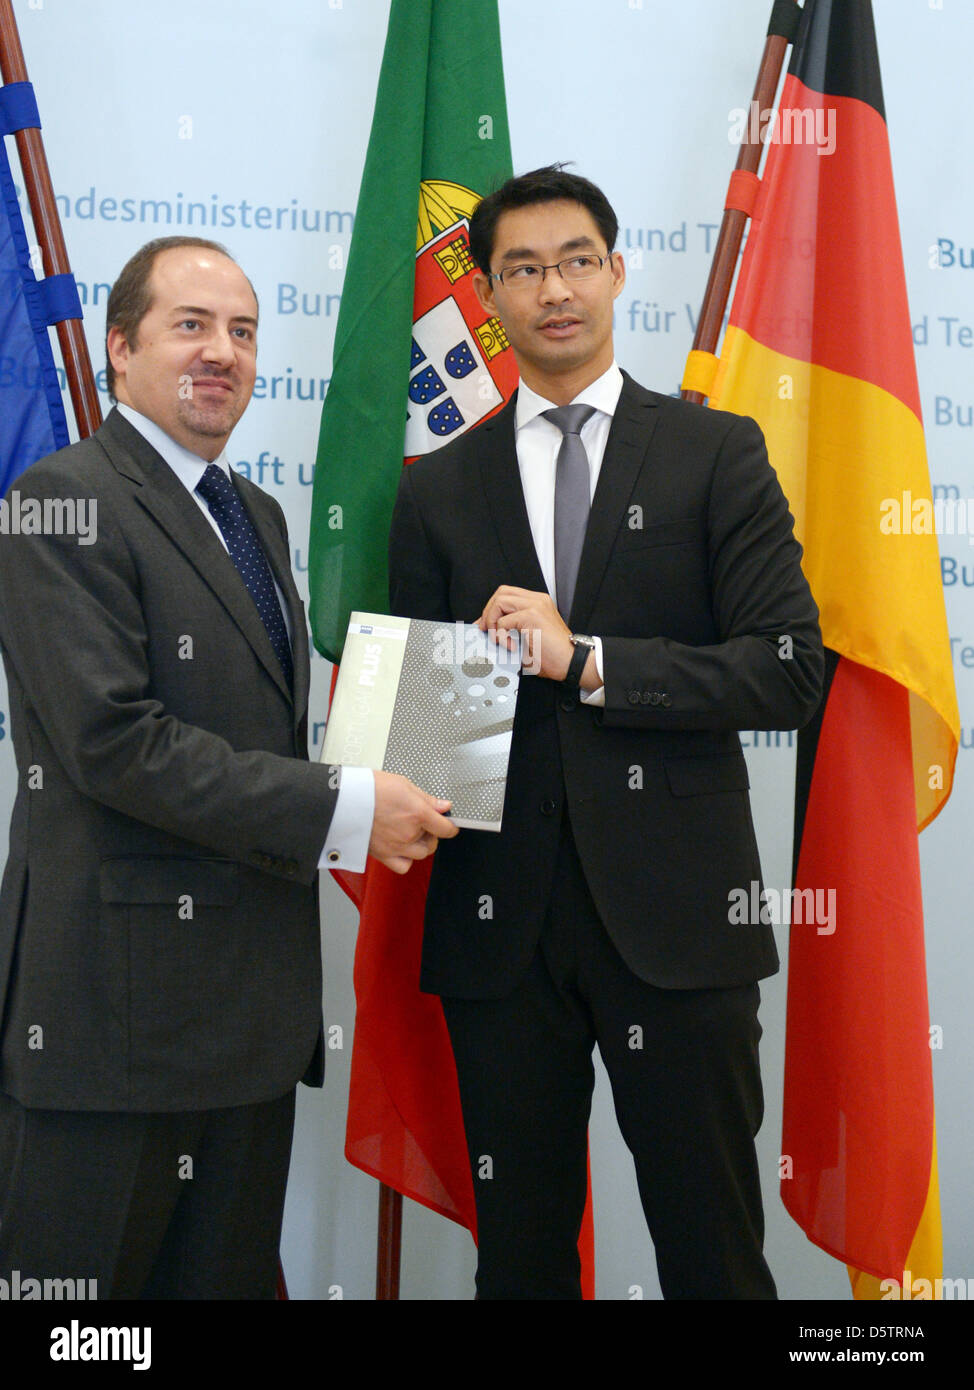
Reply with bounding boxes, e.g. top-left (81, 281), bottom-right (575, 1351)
top-left (0, 409), bottom-right (336, 1111)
